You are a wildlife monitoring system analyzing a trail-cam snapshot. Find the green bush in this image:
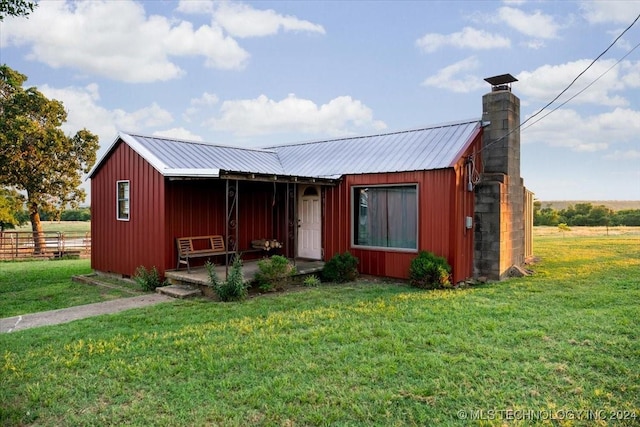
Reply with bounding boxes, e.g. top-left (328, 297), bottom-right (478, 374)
top-left (322, 252), bottom-right (359, 283)
top-left (254, 255), bottom-right (296, 292)
top-left (206, 258), bottom-right (248, 302)
top-left (302, 274), bottom-right (321, 287)
top-left (133, 266), bottom-right (167, 291)
top-left (408, 251), bottom-right (451, 289)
